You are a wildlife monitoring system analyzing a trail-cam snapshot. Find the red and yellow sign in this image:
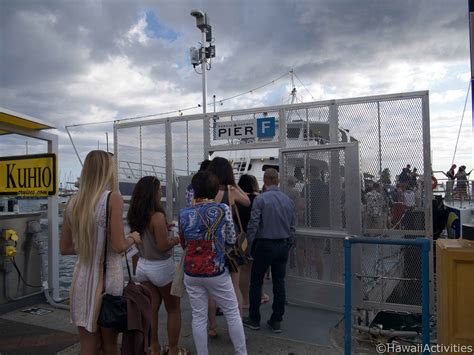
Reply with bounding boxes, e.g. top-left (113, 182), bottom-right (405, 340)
top-left (0, 154), bottom-right (57, 196)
